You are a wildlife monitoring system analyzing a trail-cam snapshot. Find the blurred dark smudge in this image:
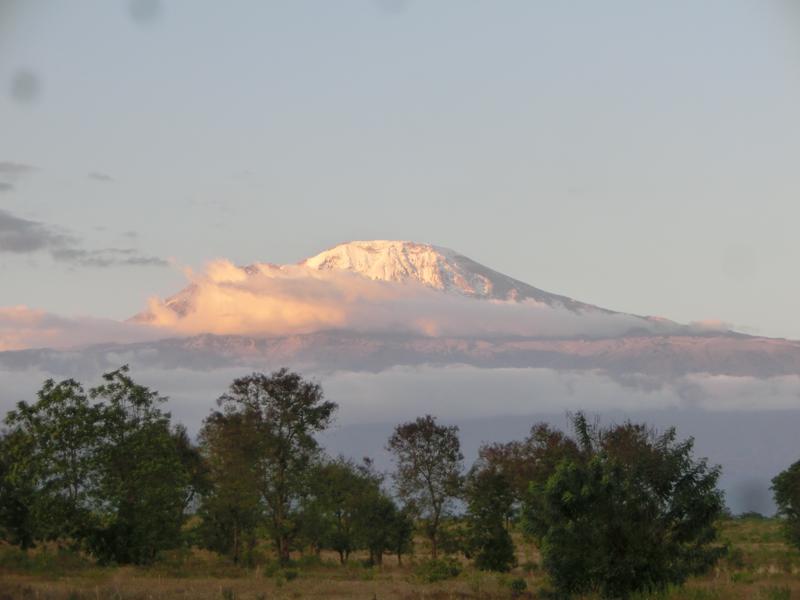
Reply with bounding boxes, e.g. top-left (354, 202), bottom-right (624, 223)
top-left (9, 69), bottom-right (40, 105)
top-left (731, 479), bottom-right (773, 516)
top-left (128, 0), bottom-right (161, 26)
top-left (373, 0), bottom-right (410, 16)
